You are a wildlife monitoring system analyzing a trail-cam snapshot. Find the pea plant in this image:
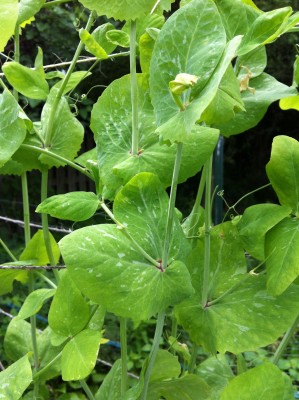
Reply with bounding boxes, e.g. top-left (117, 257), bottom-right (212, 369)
top-left (1, 0), bottom-right (299, 398)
